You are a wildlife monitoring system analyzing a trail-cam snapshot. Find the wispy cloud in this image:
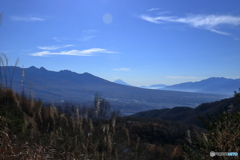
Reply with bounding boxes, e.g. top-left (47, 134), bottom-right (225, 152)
top-left (53, 35), bottom-right (95, 42)
top-left (81, 30), bottom-right (97, 41)
top-left (38, 45), bottom-right (75, 50)
top-left (113, 68), bottom-right (130, 71)
top-left (79, 36), bottom-right (96, 41)
top-left (30, 48), bottom-right (117, 57)
top-left (141, 15), bottom-right (162, 23)
top-left (147, 8), bottom-right (160, 12)
top-left (167, 76), bottom-right (205, 79)
top-left (11, 16), bottom-right (45, 22)
top-left (53, 37), bottom-right (61, 42)
top-left (207, 28), bottom-right (230, 36)
top-left (140, 14), bottom-right (240, 35)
